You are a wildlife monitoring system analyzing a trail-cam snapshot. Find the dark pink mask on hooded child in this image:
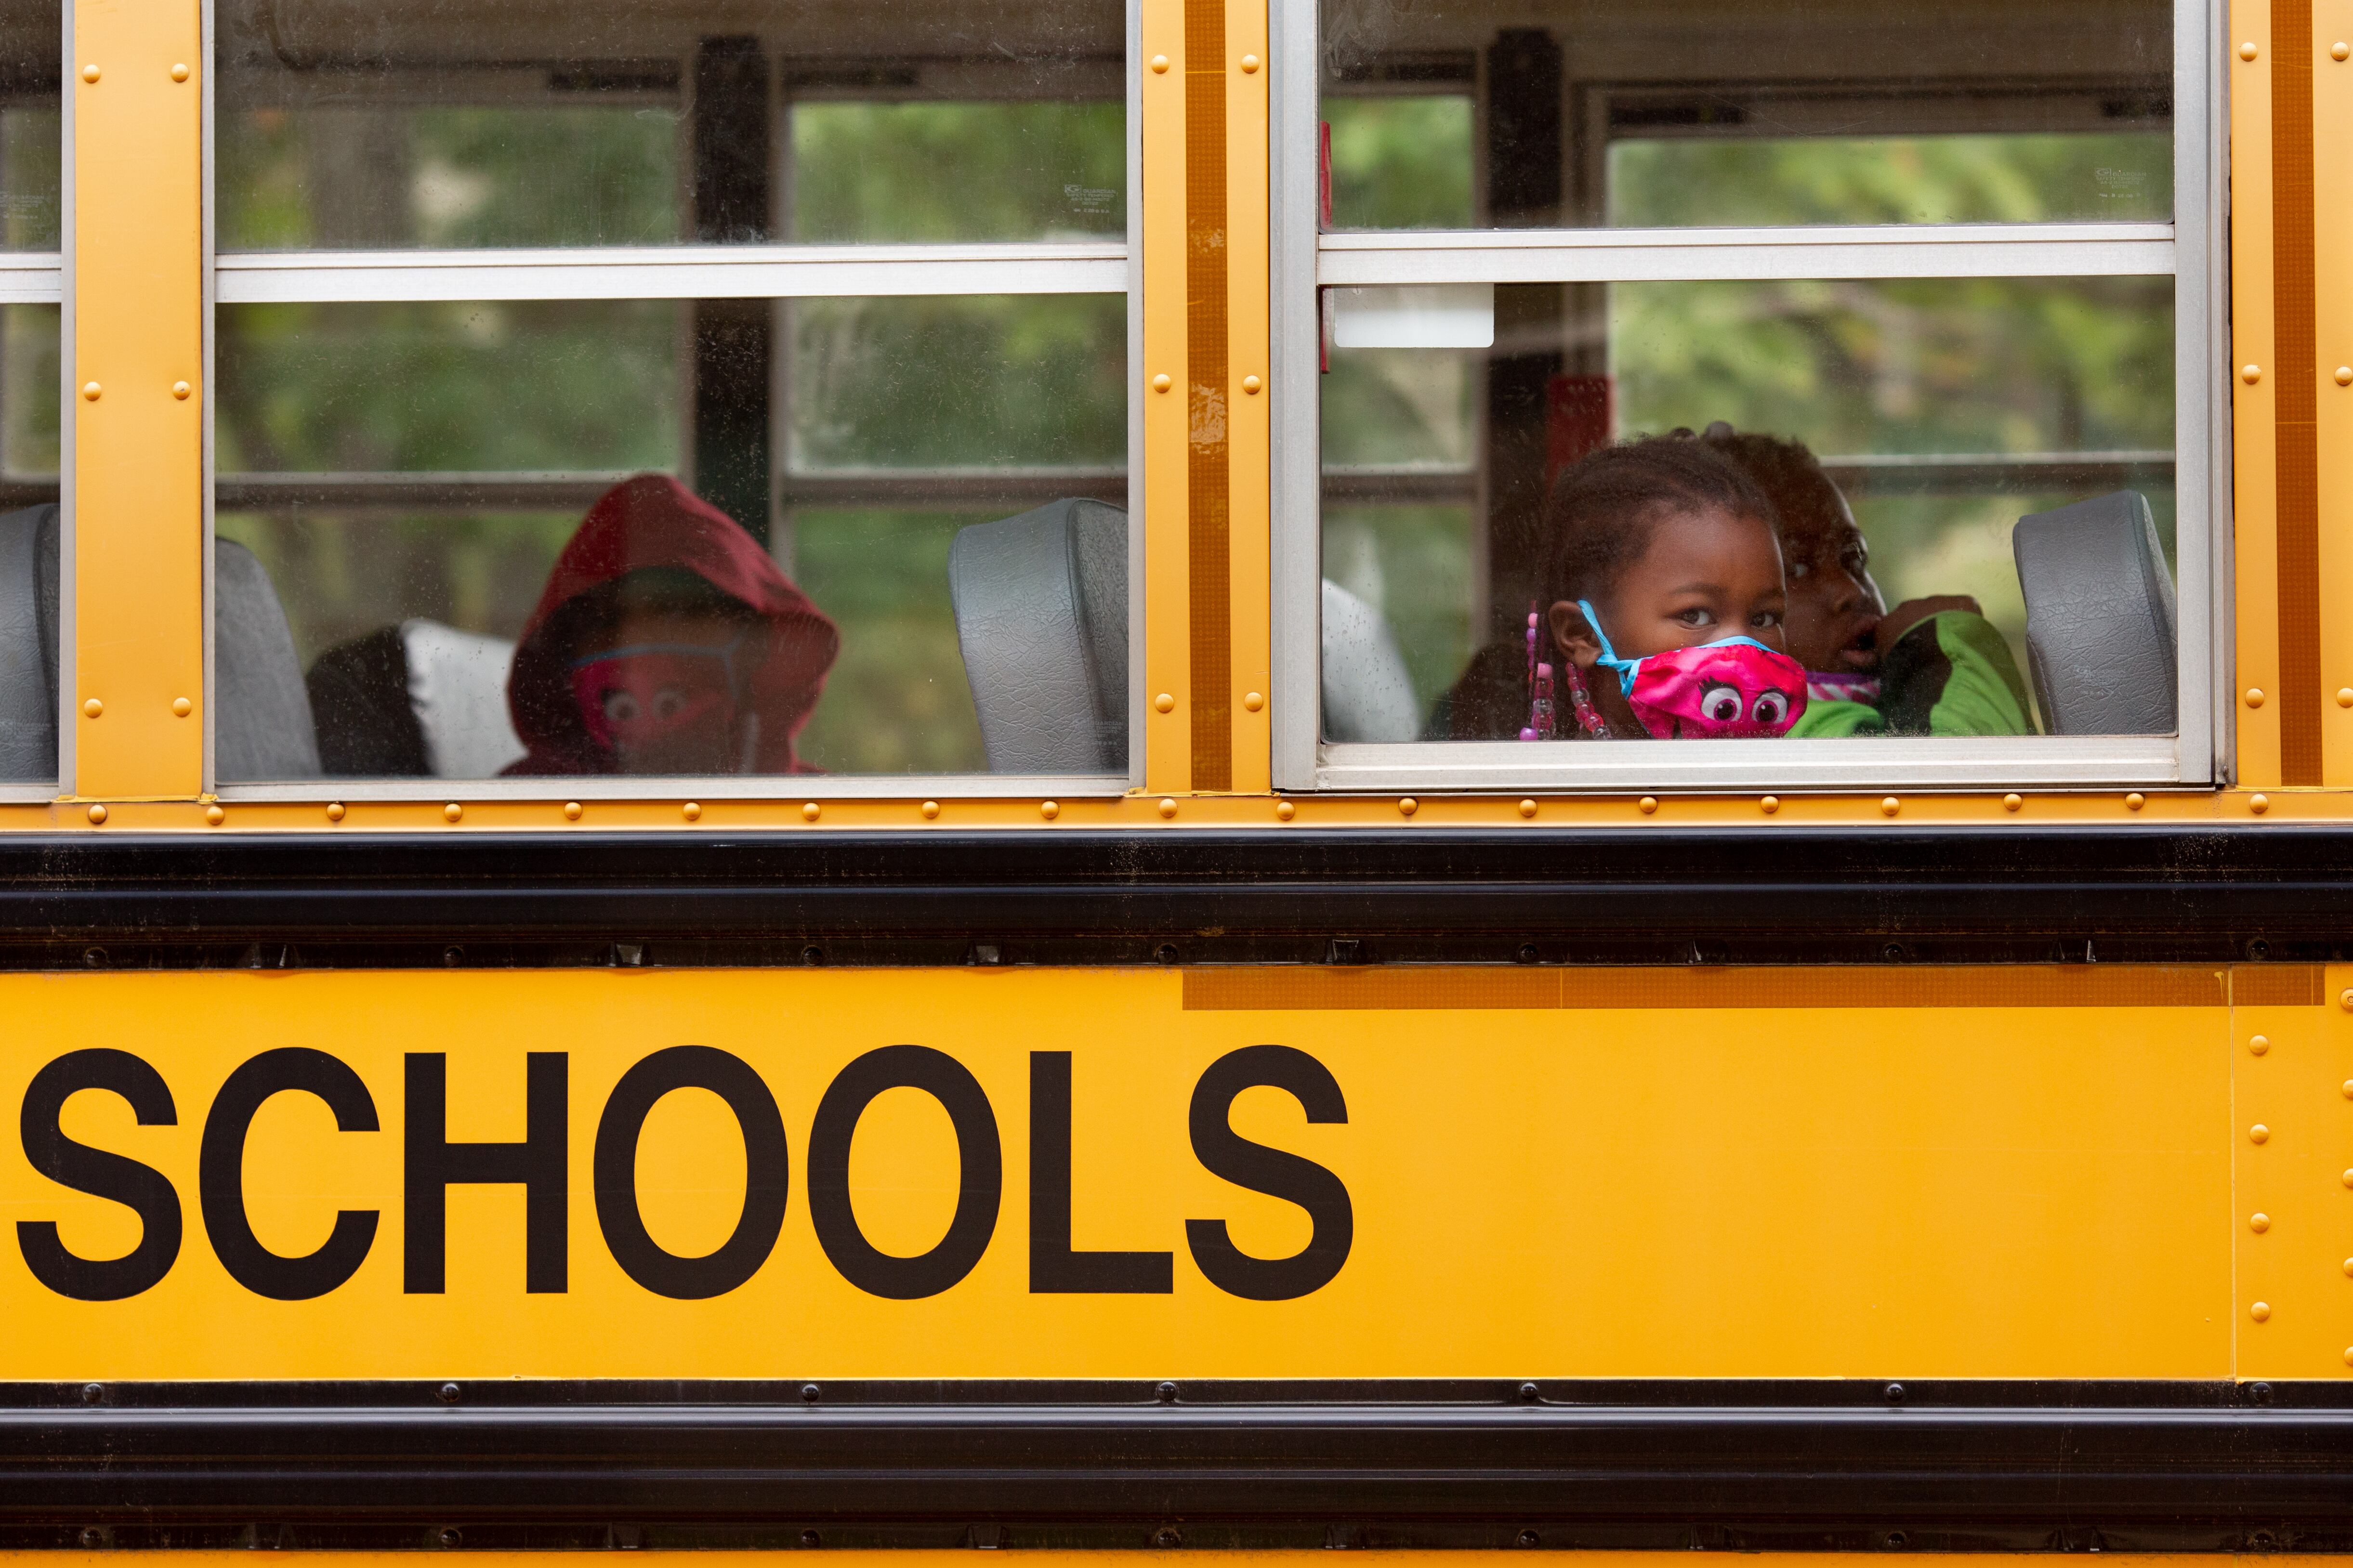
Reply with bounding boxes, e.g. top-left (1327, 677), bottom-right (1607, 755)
top-left (1577, 598), bottom-right (1808, 739)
